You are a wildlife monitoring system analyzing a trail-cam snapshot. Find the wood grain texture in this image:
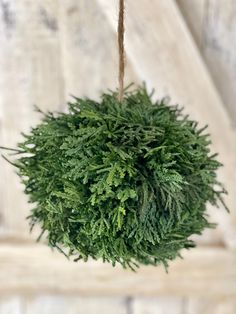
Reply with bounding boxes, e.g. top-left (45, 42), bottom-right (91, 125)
top-left (0, 296), bottom-right (23, 314)
top-left (176, 0), bottom-right (206, 48)
top-left (0, 244), bottom-right (235, 297)
top-left (186, 298), bottom-right (236, 314)
top-left (0, 0), bottom-right (65, 236)
top-left (25, 296), bottom-right (127, 314)
top-left (131, 297), bottom-right (184, 314)
top-left (177, 0), bottom-right (236, 126)
top-left (58, 0), bottom-right (138, 101)
top-left (132, 297), bottom-right (236, 314)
